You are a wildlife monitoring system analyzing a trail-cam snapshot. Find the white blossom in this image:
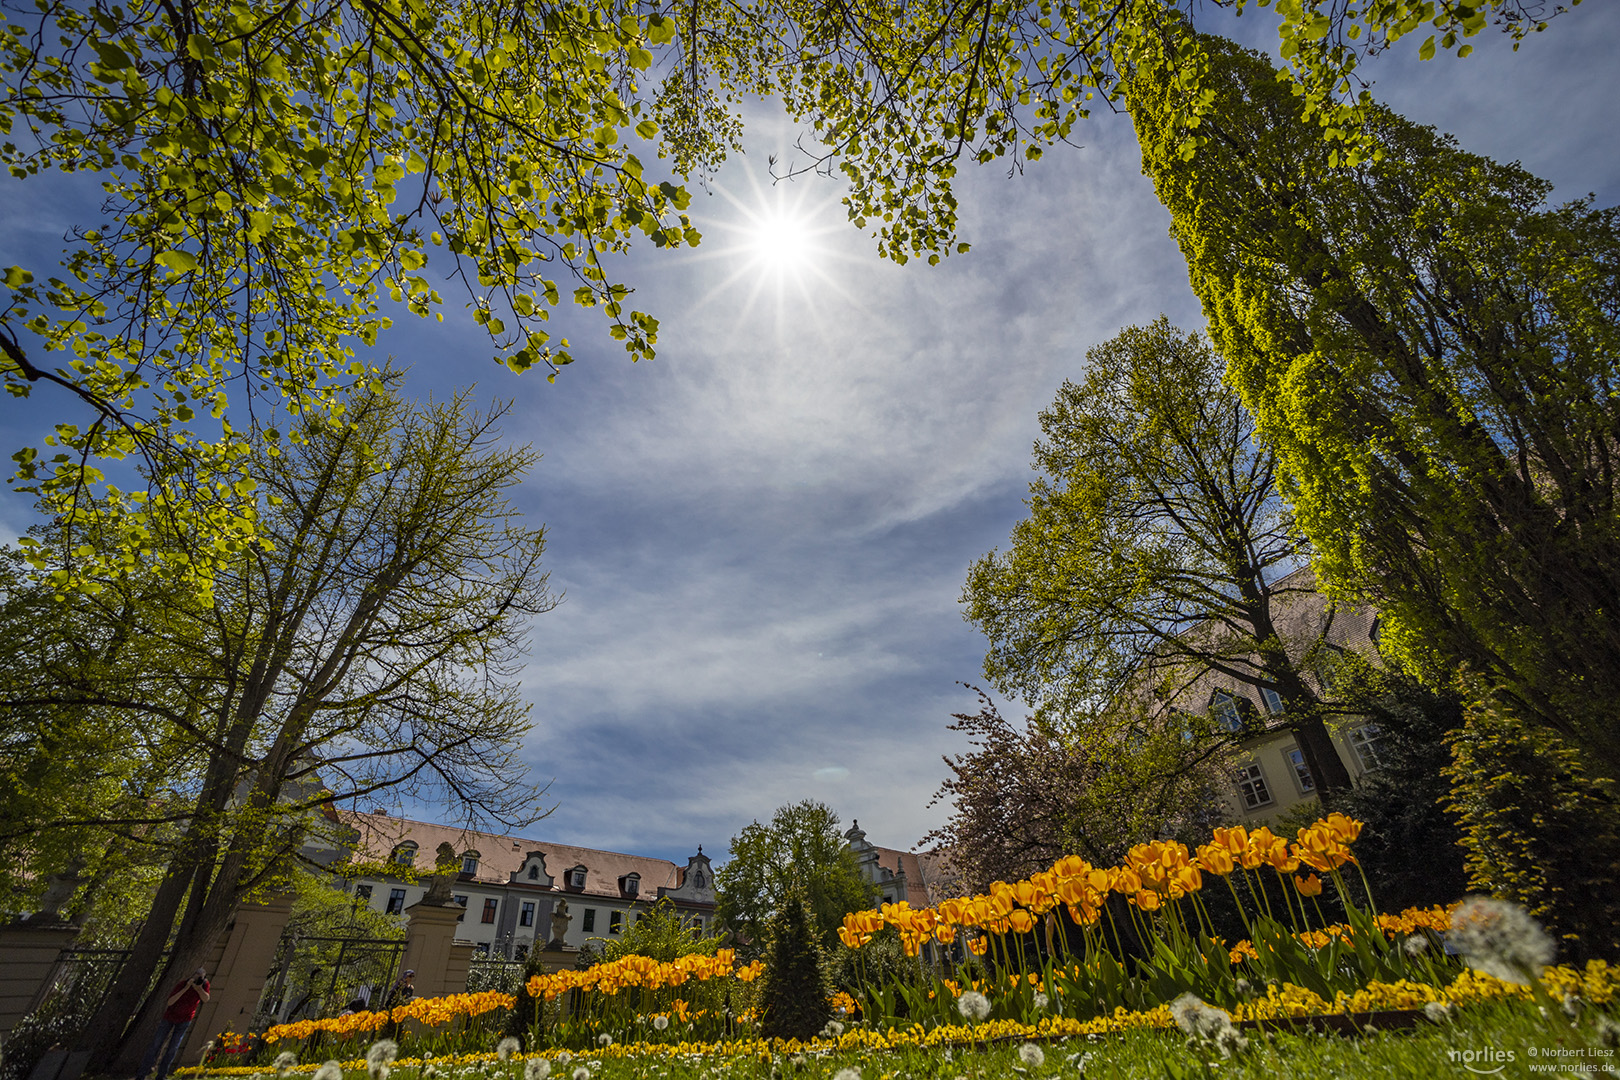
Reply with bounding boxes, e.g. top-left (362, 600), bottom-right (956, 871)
top-left (833, 1069), bottom-right (861, 1080)
top-left (314, 1062), bottom-right (344, 1080)
top-left (1423, 1002), bottom-right (1452, 1024)
top-left (1168, 994), bottom-right (1248, 1059)
top-left (497, 1038), bottom-right (522, 1062)
top-left (274, 1052), bottom-right (299, 1076)
top-left (1032, 993), bottom-right (1048, 1011)
top-left (1017, 1043), bottom-right (1044, 1068)
top-left (525, 1060), bottom-right (551, 1080)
